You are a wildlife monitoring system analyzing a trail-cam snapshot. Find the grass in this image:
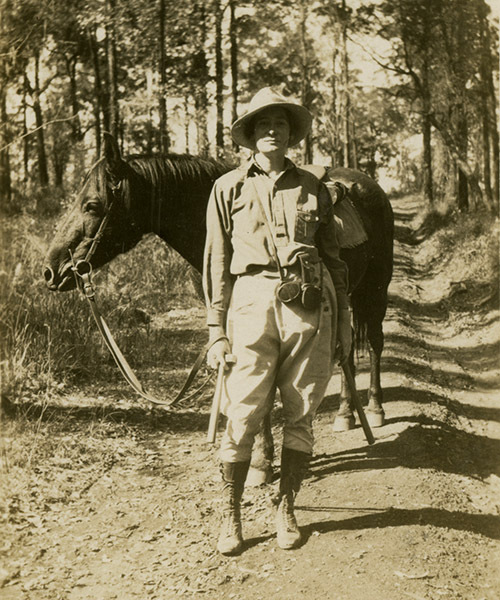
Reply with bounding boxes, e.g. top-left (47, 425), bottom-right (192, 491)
top-left (414, 205), bottom-right (499, 311)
